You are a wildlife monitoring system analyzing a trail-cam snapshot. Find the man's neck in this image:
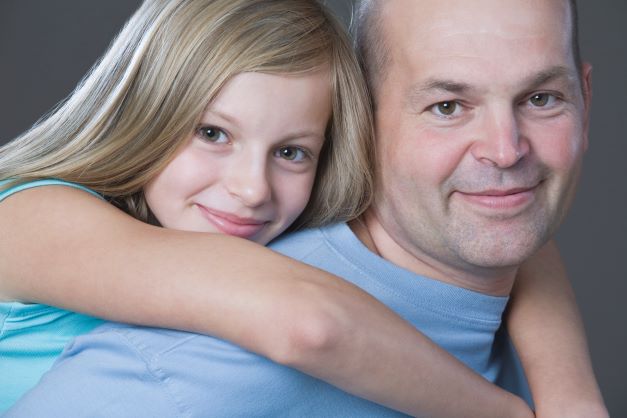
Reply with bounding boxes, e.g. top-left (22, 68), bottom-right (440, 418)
top-left (348, 211), bottom-right (518, 297)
